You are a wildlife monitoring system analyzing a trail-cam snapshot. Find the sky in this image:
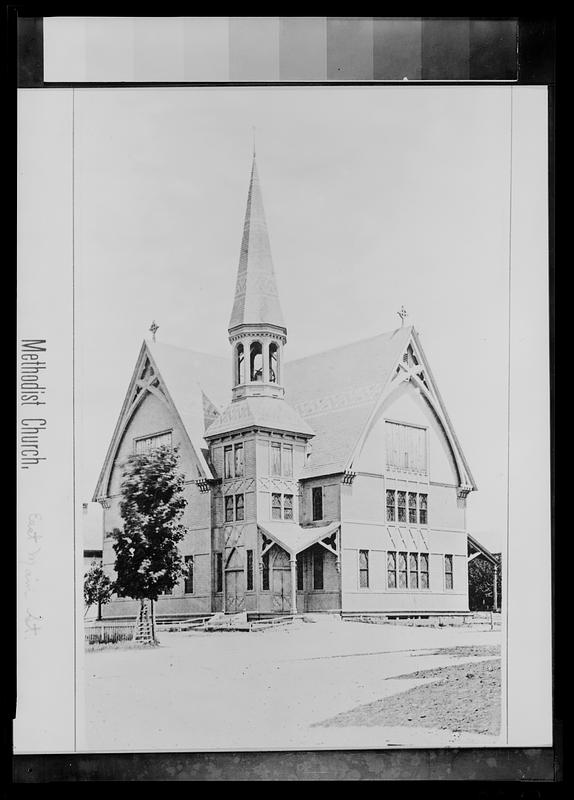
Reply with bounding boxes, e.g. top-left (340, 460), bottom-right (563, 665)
top-left (74, 86), bottom-right (512, 551)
